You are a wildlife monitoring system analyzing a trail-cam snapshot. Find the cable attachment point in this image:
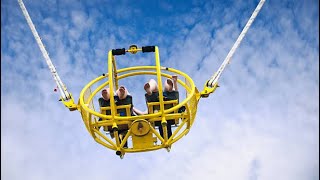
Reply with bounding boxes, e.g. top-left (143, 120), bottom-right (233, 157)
top-left (200, 80), bottom-right (219, 98)
top-left (128, 45), bottom-right (138, 54)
